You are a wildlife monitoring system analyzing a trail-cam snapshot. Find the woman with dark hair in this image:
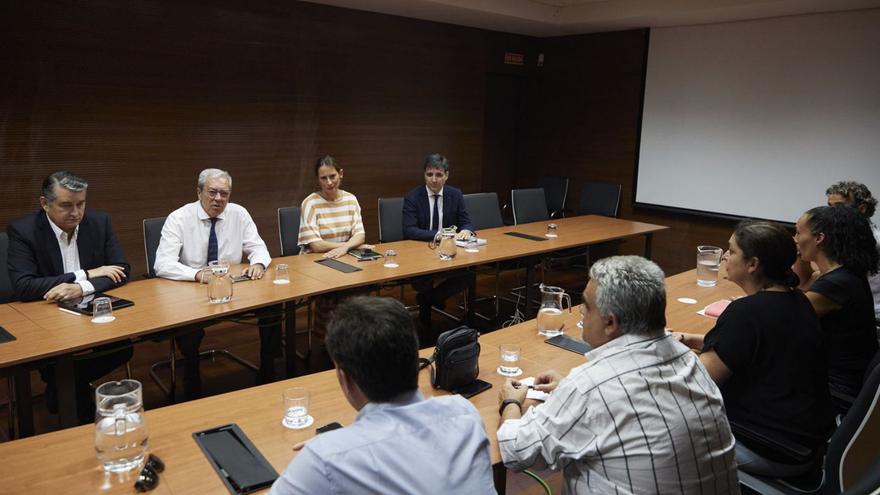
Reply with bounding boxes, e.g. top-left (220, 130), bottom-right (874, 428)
top-left (795, 204), bottom-right (879, 398)
top-left (677, 221), bottom-right (833, 476)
